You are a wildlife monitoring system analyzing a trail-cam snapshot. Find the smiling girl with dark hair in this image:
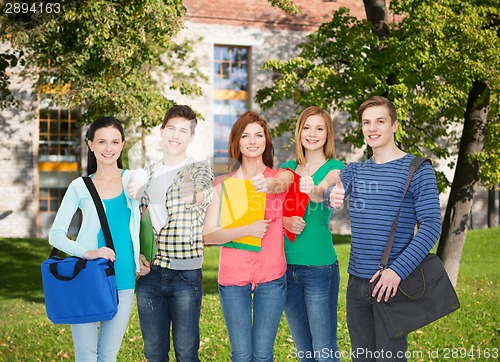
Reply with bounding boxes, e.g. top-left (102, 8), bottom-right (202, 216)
top-left (49, 117), bottom-right (149, 361)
